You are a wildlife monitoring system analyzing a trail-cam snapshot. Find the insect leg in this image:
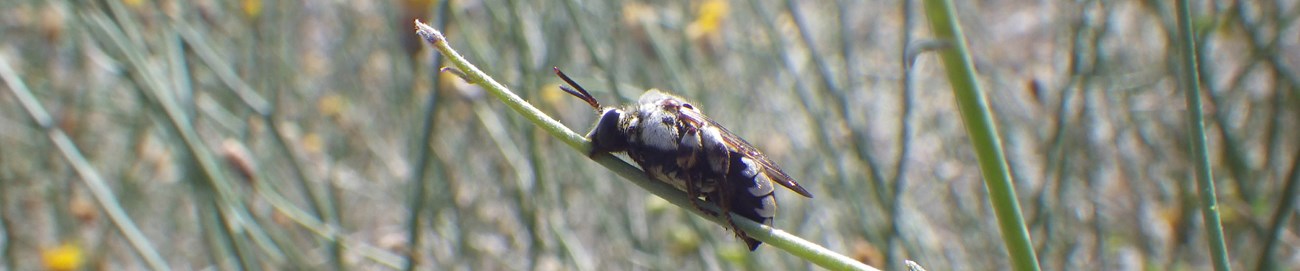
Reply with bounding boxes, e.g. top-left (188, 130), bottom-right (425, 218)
top-left (717, 173), bottom-right (762, 250)
top-left (685, 171), bottom-right (712, 216)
